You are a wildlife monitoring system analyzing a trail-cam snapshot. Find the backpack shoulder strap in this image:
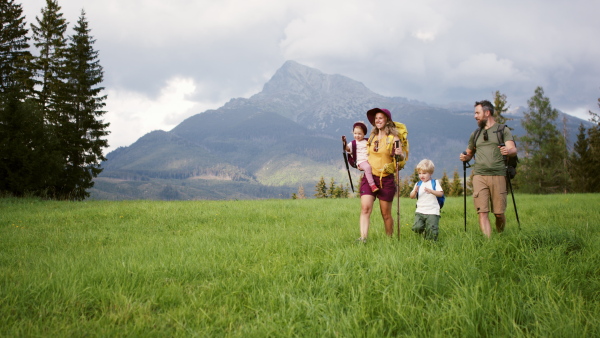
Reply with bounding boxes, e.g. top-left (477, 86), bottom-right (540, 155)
top-left (472, 127), bottom-right (483, 152)
top-left (386, 134), bottom-right (395, 153)
top-left (351, 140), bottom-right (357, 159)
top-left (367, 135), bottom-right (374, 155)
top-left (416, 180), bottom-right (422, 199)
top-left (431, 179), bottom-right (436, 190)
top-left (495, 124), bottom-right (506, 145)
